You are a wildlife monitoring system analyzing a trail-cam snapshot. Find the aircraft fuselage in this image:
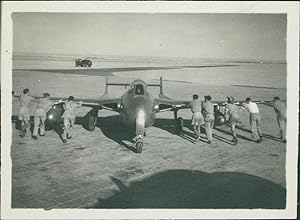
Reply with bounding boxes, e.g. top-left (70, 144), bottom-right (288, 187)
top-left (120, 87), bottom-right (156, 129)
